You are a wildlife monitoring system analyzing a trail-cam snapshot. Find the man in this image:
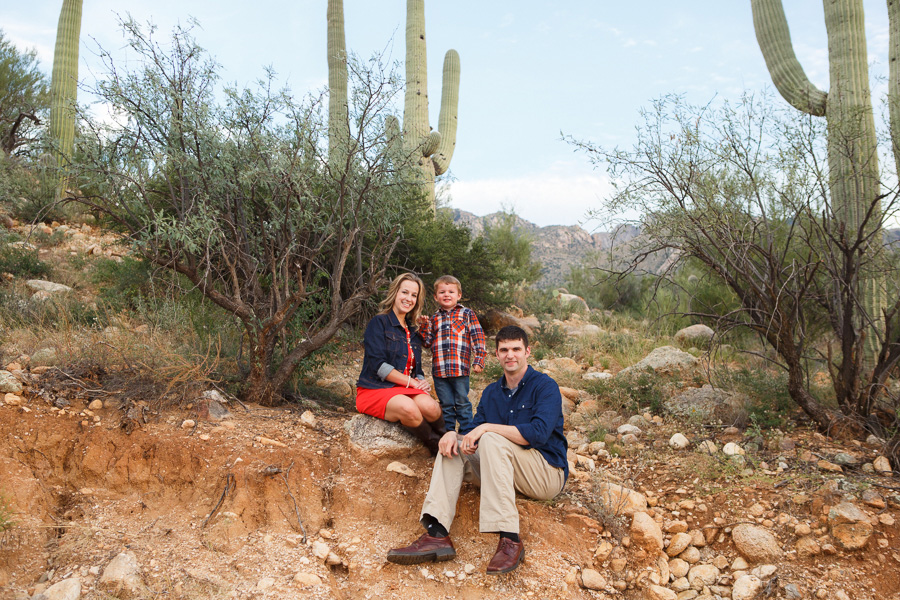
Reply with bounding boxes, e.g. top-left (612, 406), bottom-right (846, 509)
top-left (387, 325), bottom-right (569, 575)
